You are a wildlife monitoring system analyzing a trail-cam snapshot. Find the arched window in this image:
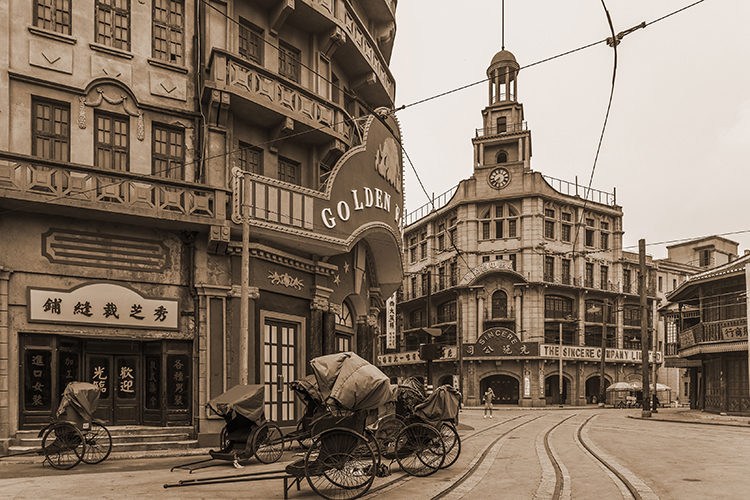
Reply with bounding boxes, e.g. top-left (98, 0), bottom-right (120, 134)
top-left (437, 300), bottom-right (456, 323)
top-left (496, 151), bottom-right (508, 164)
top-left (335, 302), bottom-right (354, 328)
top-left (492, 291), bottom-right (508, 318)
top-left (545, 295), bottom-right (573, 319)
top-left (335, 302), bottom-right (354, 352)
